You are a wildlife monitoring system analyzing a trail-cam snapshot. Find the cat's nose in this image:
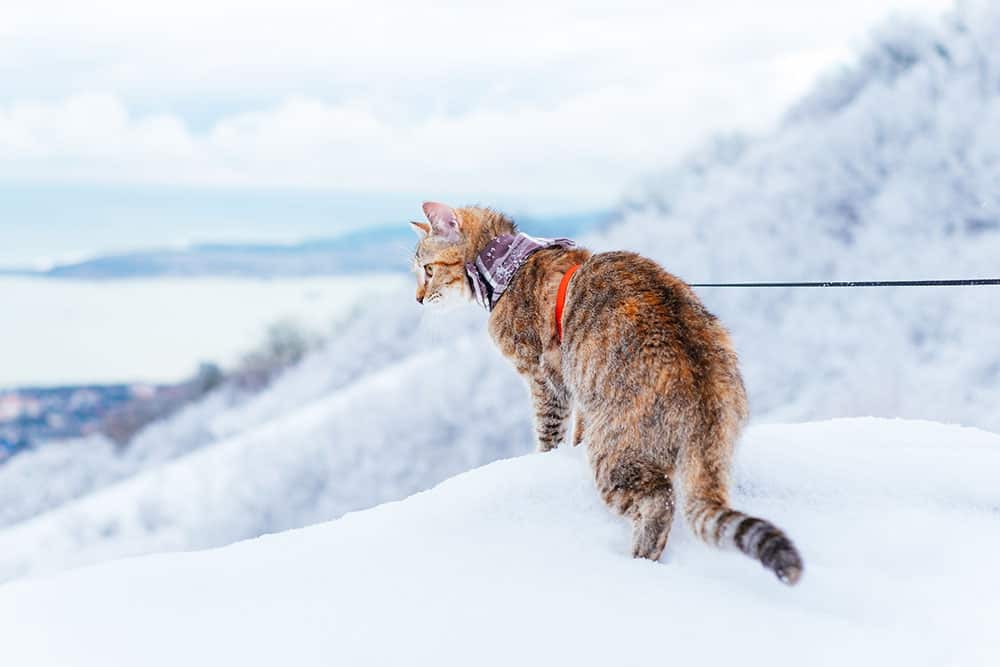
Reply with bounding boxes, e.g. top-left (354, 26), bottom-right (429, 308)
top-left (416, 294), bottom-right (424, 304)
